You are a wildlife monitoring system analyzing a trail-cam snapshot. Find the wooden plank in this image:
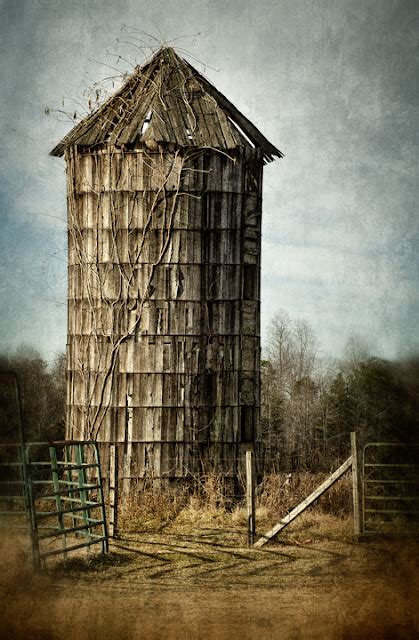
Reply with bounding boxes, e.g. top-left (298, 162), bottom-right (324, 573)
top-left (246, 449), bottom-right (256, 546)
top-left (116, 91), bottom-right (153, 145)
top-left (163, 94), bottom-right (189, 146)
top-left (254, 456), bottom-right (353, 547)
top-left (122, 376), bottom-right (134, 500)
top-left (215, 106), bottom-right (239, 149)
top-left (203, 111), bottom-right (226, 149)
top-left (190, 98), bottom-right (213, 146)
